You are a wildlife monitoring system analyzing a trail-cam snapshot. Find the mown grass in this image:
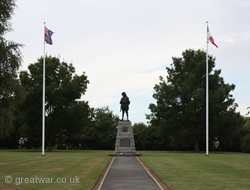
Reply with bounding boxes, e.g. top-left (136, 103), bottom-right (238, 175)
top-left (1, 150), bottom-right (250, 190)
top-left (140, 151), bottom-right (250, 190)
top-left (0, 150), bottom-right (111, 190)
